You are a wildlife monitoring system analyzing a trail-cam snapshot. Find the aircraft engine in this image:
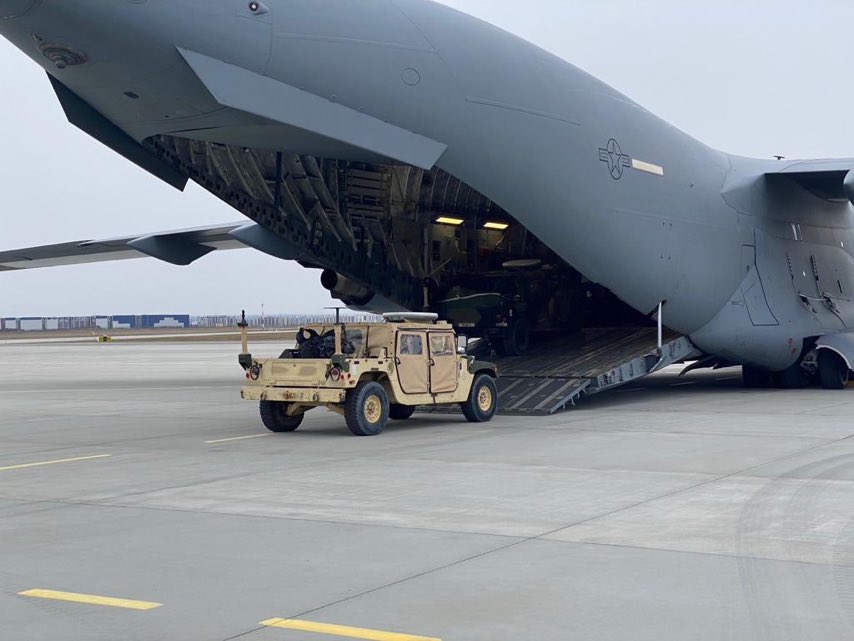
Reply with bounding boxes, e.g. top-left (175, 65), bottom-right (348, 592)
top-left (321, 269), bottom-right (375, 307)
